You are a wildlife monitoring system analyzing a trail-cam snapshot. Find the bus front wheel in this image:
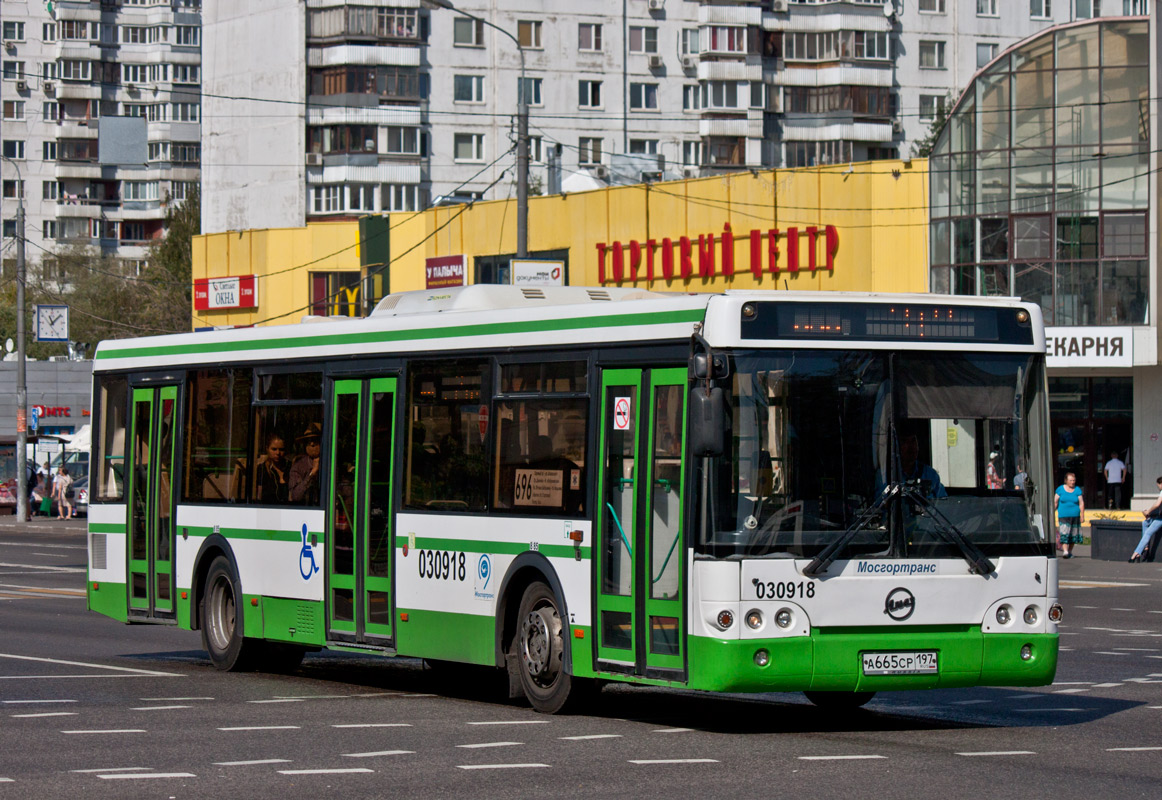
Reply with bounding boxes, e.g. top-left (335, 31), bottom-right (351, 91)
top-left (511, 582), bottom-right (573, 714)
top-left (201, 556), bottom-right (258, 671)
top-left (804, 690), bottom-right (876, 710)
